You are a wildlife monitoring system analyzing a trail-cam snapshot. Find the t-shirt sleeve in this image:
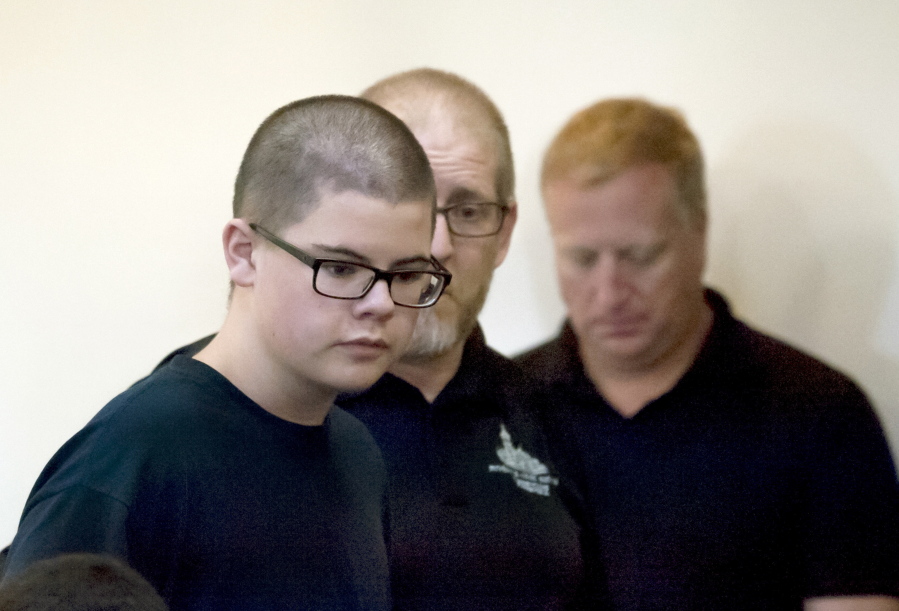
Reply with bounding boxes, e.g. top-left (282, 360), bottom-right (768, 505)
top-left (3, 485), bottom-right (130, 581)
top-left (2, 388), bottom-right (186, 589)
top-left (801, 385), bottom-right (899, 597)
